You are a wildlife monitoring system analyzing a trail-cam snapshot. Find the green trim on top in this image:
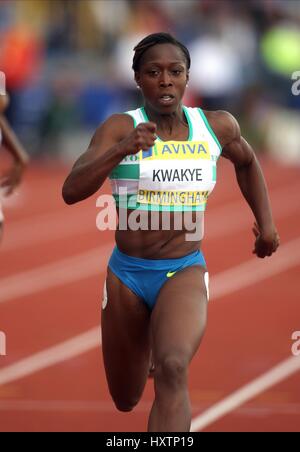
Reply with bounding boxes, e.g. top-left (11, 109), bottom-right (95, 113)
top-left (140, 106), bottom-right (193, 142)
top-left (212, 165), bottom-right (217, 182)
top-left (198, 108), bottom-right (222, 154)
top-left (110, 164), bottom-right (139, 180)
top-left (140, 106), bottom-right (148, 124)
top-left (182, 106), bottom-right (193, 141)
top-left (124, 112), bottom-right (137, 128)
